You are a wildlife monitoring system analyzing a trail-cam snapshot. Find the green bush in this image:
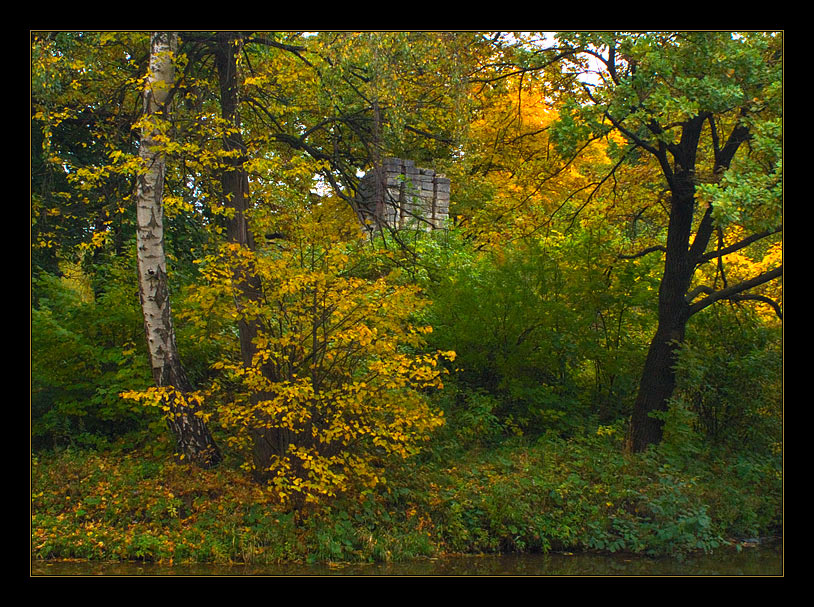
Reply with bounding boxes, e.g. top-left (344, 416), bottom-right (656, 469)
top-left (31, 261), bottom-right (157, 450)
top-left (672, 307), bottom-right (782, 452)
top-left (421, 232), bottom-right (654, 436)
